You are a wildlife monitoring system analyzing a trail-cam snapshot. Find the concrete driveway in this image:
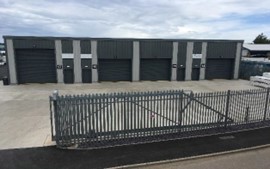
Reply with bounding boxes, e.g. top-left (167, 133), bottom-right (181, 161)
top-left (0, 79), bottom-right (258, 150)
